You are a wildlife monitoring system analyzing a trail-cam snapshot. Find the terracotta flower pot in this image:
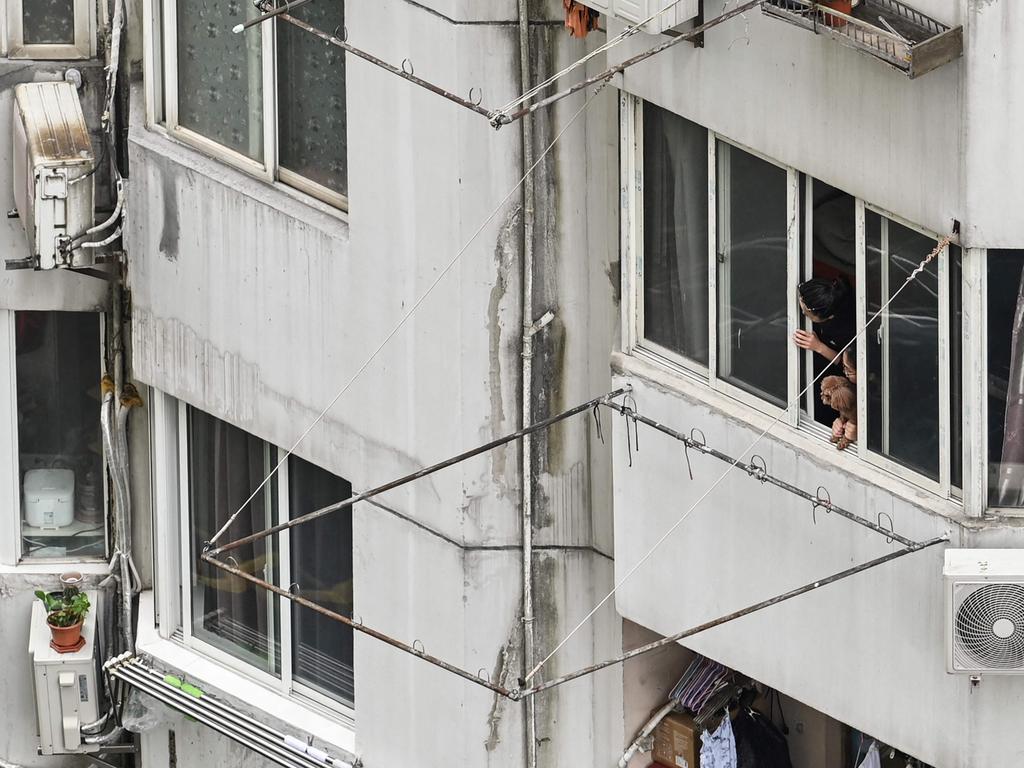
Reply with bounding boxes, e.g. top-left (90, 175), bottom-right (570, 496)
top-left (820, 0), bottom-right (852, 26)
top-left (48, 619), bottom-right (84, 653)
